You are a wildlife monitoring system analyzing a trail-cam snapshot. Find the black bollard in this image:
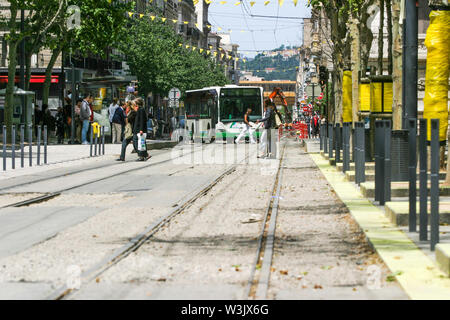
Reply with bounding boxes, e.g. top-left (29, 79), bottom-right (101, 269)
top-left (408, 119), bottom-right (417, 232)
top-left (359, 122), bottom-right (366, 184)
top-left (375, 121), bottom-right (383, 203)
top-left (328, 124), bottom-right (333, 160)
top-left (28, 125), bottom-right (32, 167)
top-left (11, 125), bottom-right (15, 170)
top-left (37, 125), bottom-right (41, 166)
top-left (44, 126), bottom-right (48, 164)
top-left (90, 125), bottom-right (93, 157)
top-left (343, 123), bottom-right (350, 173)
top-left (2, 126), bottom-right (6, 171)
top-left (335, 123), bottom-right (341, 164)
top-left (102, 126), bottom-right (105, 155)
top-left (430, 119), bottom-right (440, 251)
top-left (20, 125), bottom-right (24, 168)
top-left (419, 119), bottom-right (428, 241)
top-left (324, 123), bottom-right (328, 154)
top-left (383, 120), bottom-right (392, 204)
